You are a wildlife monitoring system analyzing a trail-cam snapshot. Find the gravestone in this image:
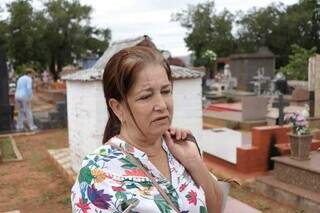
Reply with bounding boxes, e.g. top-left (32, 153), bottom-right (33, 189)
top-left (272, 93), bottom-right (289, 126)
top-left (242, 96), bottom-right (268, 121)
top-left (230, 47), bottom-right (275, 91)
top-left (291, 88), bottom-right (309, 101)
top-left (309, 54), bottom-right (320, 117)
top-left (0, 45), bottom-right (12, 132)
